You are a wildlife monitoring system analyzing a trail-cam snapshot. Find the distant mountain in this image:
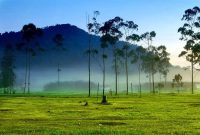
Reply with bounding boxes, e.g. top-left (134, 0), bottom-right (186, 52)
top-left (0, 24), bottom-right (136, 70)
top-left (0, 24), bottom-right (93, 69)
